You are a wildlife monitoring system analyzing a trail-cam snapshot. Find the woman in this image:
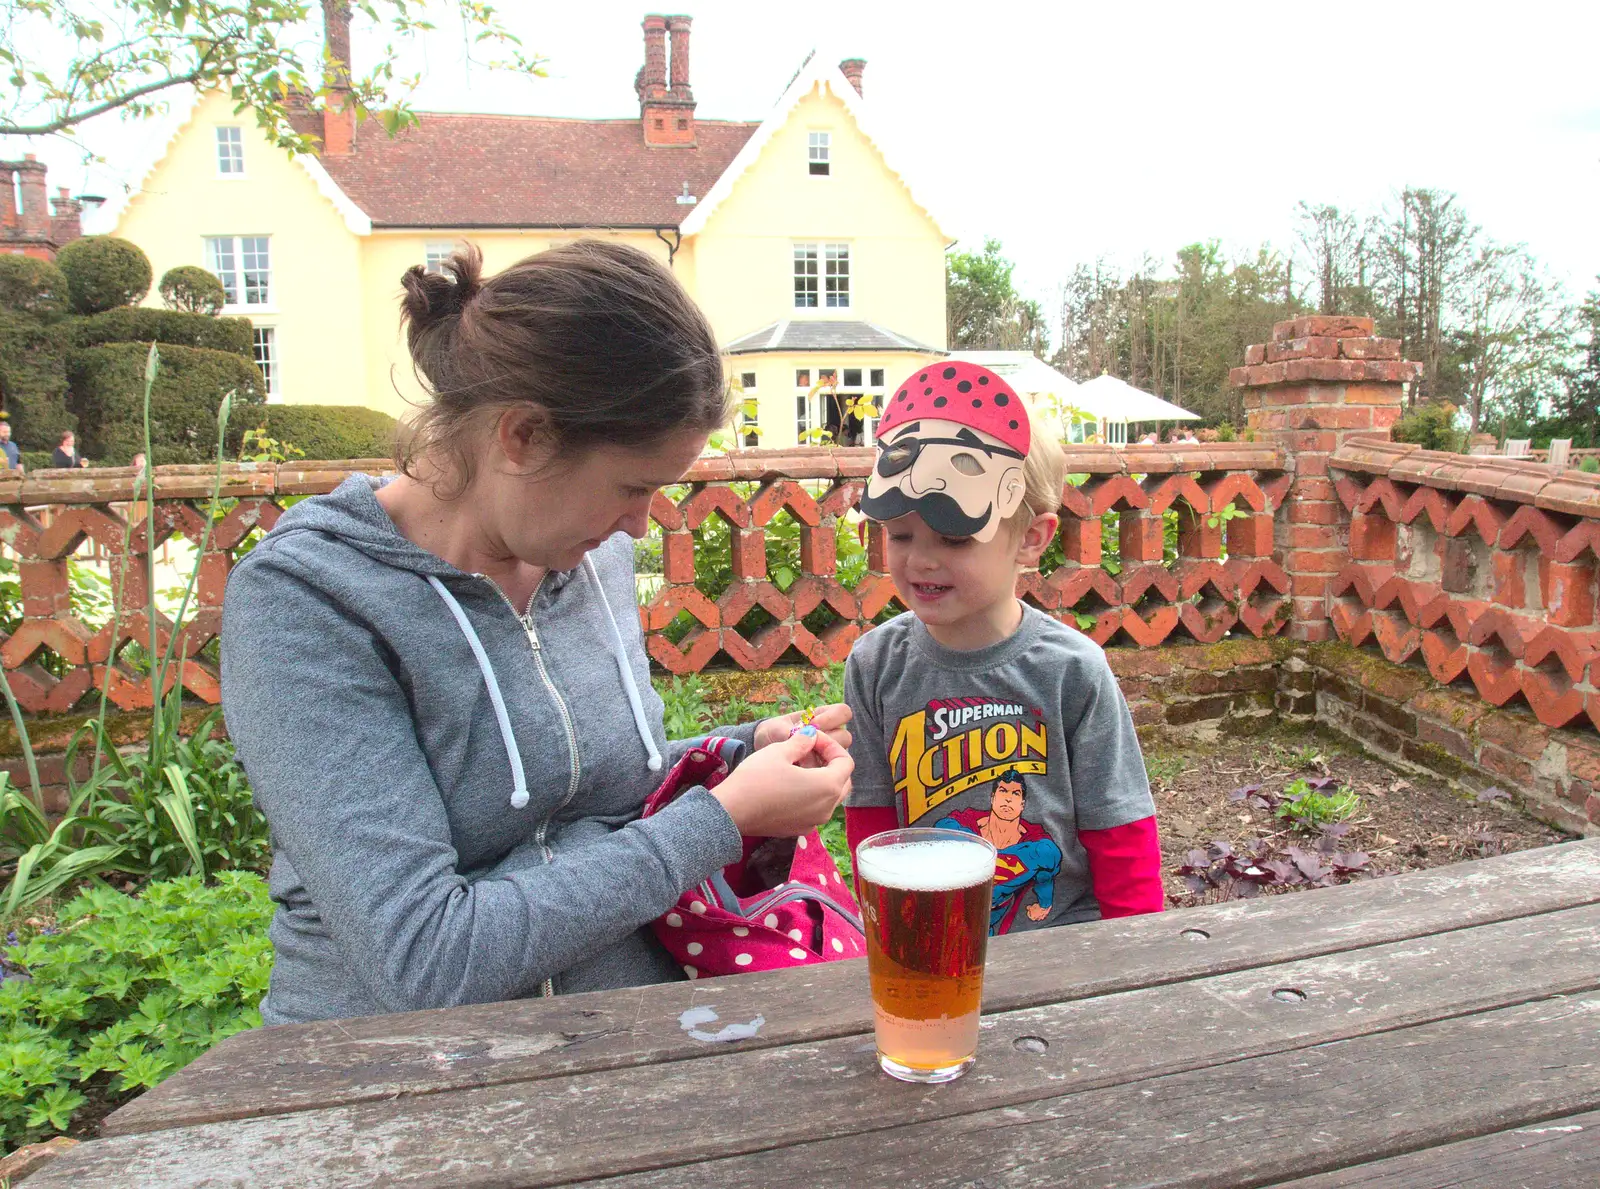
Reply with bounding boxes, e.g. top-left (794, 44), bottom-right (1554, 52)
top-left (221, 243), bottom-right (853, 1024)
